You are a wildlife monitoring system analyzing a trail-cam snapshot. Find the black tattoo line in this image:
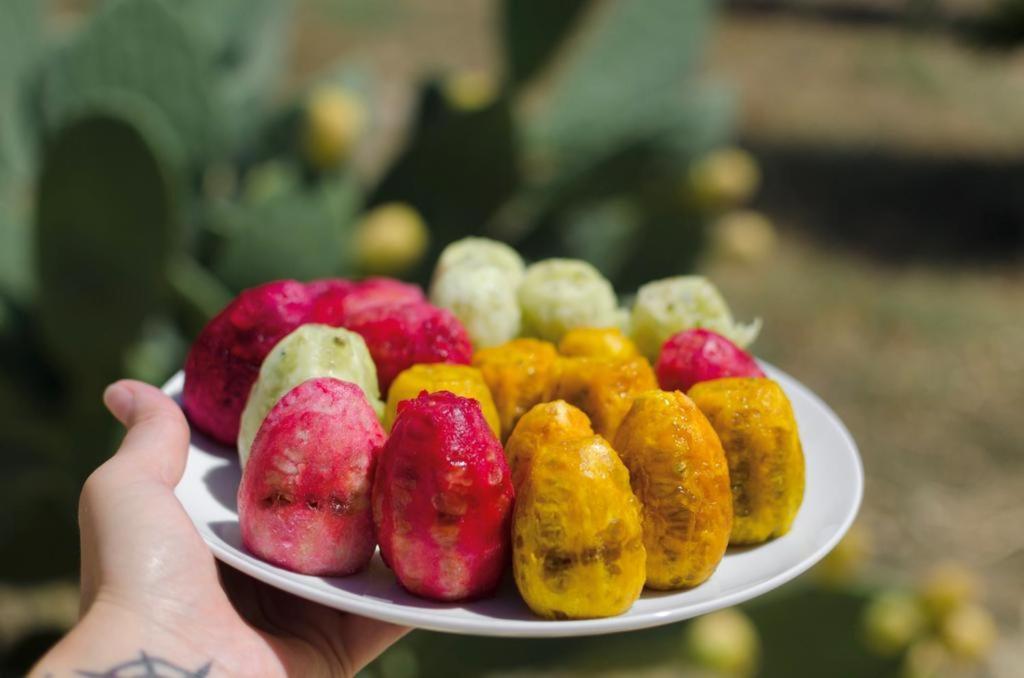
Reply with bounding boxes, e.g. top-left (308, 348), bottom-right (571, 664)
top-left (75, 650), bottom-right (212, 677)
